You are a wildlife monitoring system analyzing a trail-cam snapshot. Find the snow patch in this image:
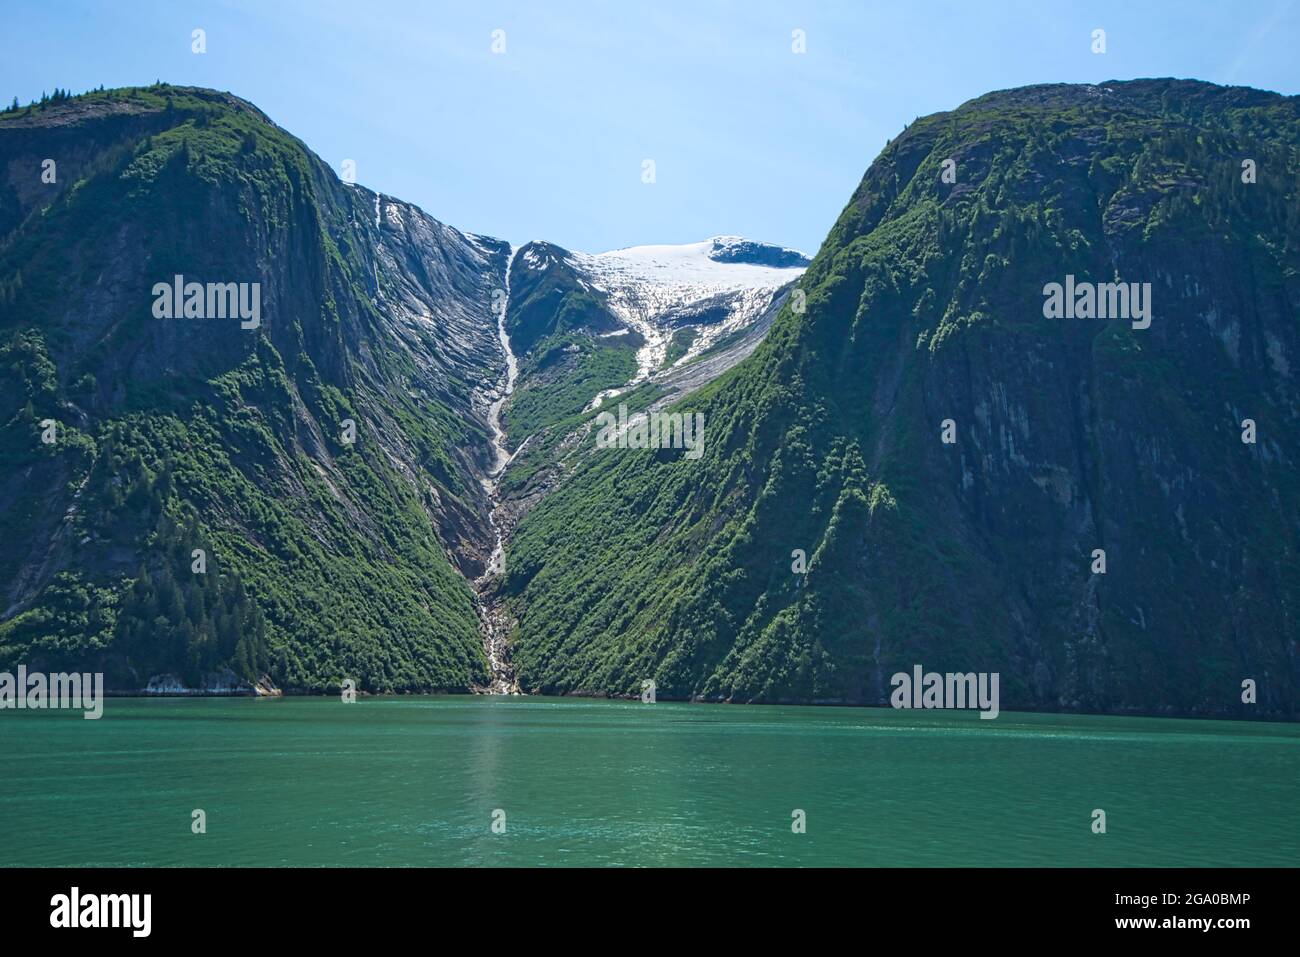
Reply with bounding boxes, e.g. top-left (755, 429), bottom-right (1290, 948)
top-left (565, 236), bottom-right (806, 380)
